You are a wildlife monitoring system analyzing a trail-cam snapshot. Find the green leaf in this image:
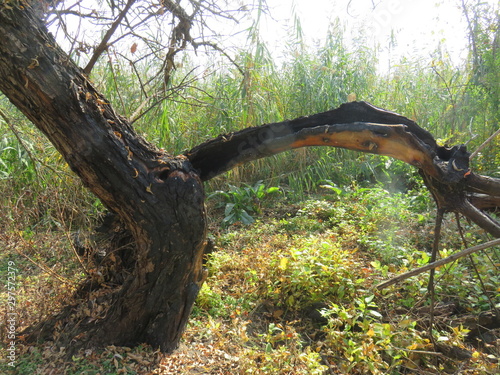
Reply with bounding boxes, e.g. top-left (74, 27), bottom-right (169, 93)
top-left (239, 210), bottom-right (255, 225)
top-left (224, 203), bottom-right (235, 216)
top-left (266, 186), bottom-right (280, 194)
